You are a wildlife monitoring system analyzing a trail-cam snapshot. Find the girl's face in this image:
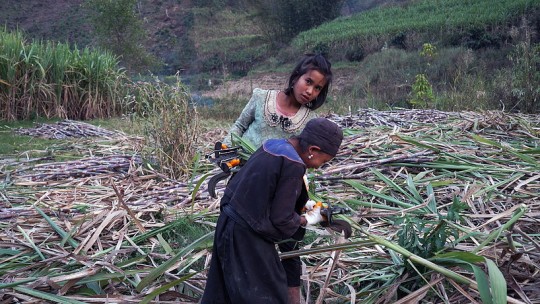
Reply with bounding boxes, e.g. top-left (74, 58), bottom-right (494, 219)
top-left (292, 70), bottom-right (327, 106)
